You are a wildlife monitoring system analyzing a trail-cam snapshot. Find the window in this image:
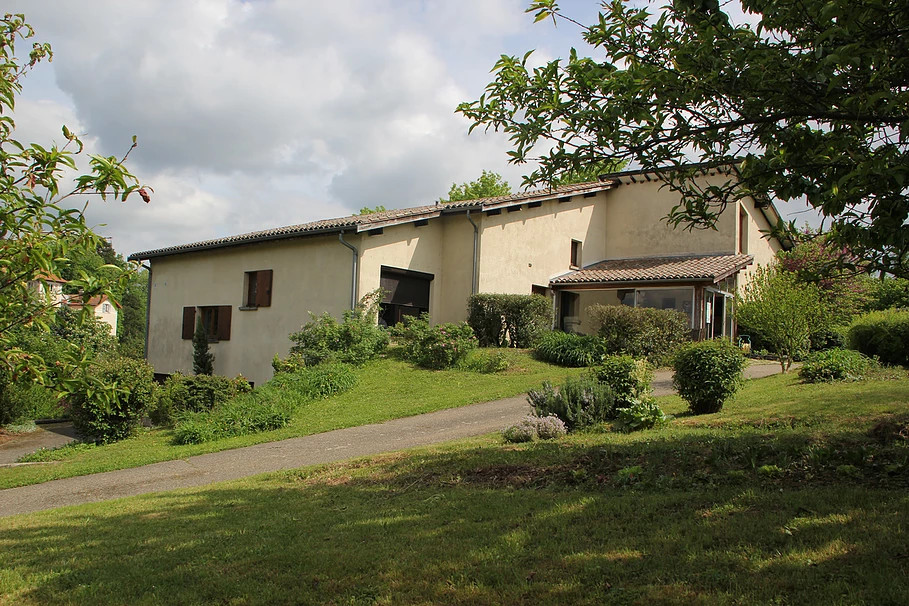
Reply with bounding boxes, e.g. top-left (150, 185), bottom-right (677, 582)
top-left (570, 240), bottom-right (582, 269)
top-left (182, 305), bottom-right (231, 340)
top-left (738, 206), bottom-right (748, 254)
top-left (379, 266), bottom-right (433, 327)
top-left (102, 303), bottom-right (111, 313)
top-left (244, 269), bottom-right (273, 308)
